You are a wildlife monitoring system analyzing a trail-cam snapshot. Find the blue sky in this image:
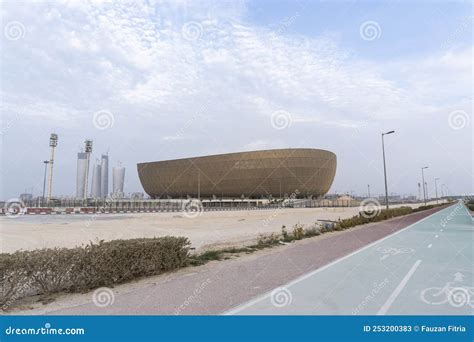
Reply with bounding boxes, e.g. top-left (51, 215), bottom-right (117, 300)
top-left (1, 0), bottom-right (472, 200)
top-left (246, 0), bottom-right (472, 61)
